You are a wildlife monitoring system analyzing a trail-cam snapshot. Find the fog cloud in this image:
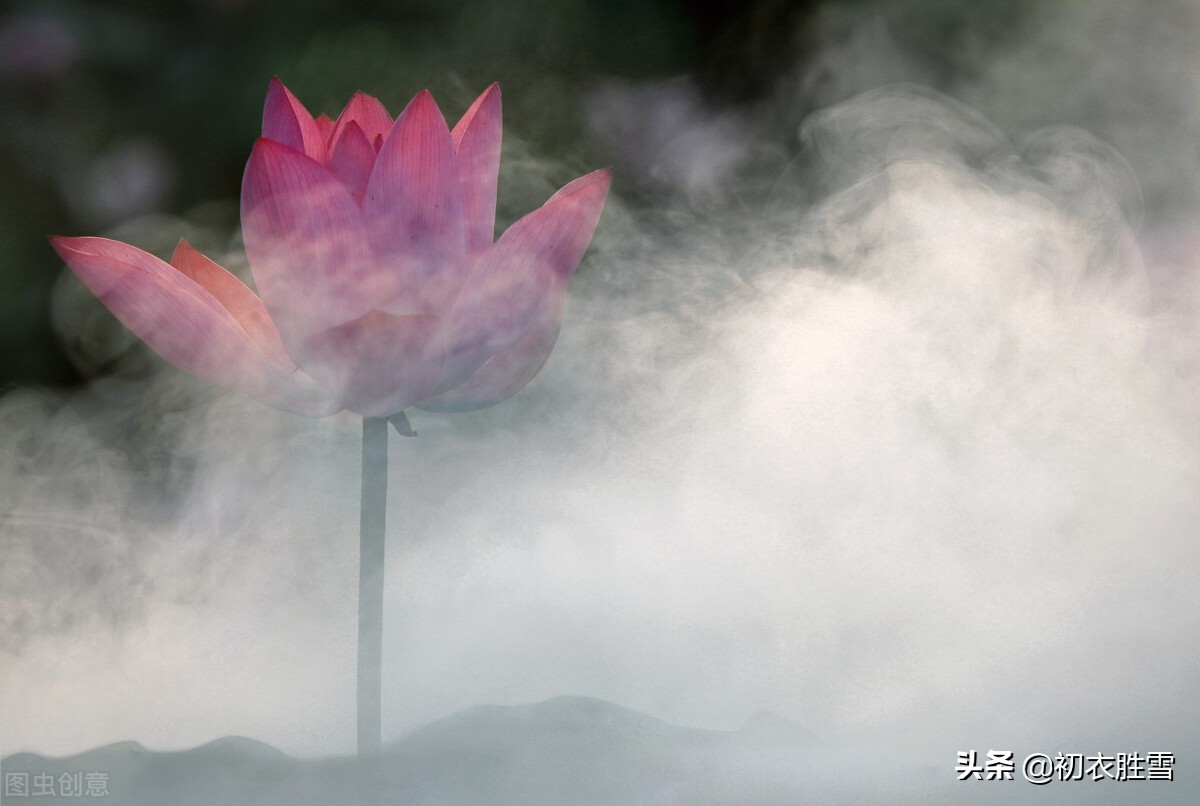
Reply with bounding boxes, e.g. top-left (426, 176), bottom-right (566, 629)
top-left (2, 0), bottom-right (1197, 765)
